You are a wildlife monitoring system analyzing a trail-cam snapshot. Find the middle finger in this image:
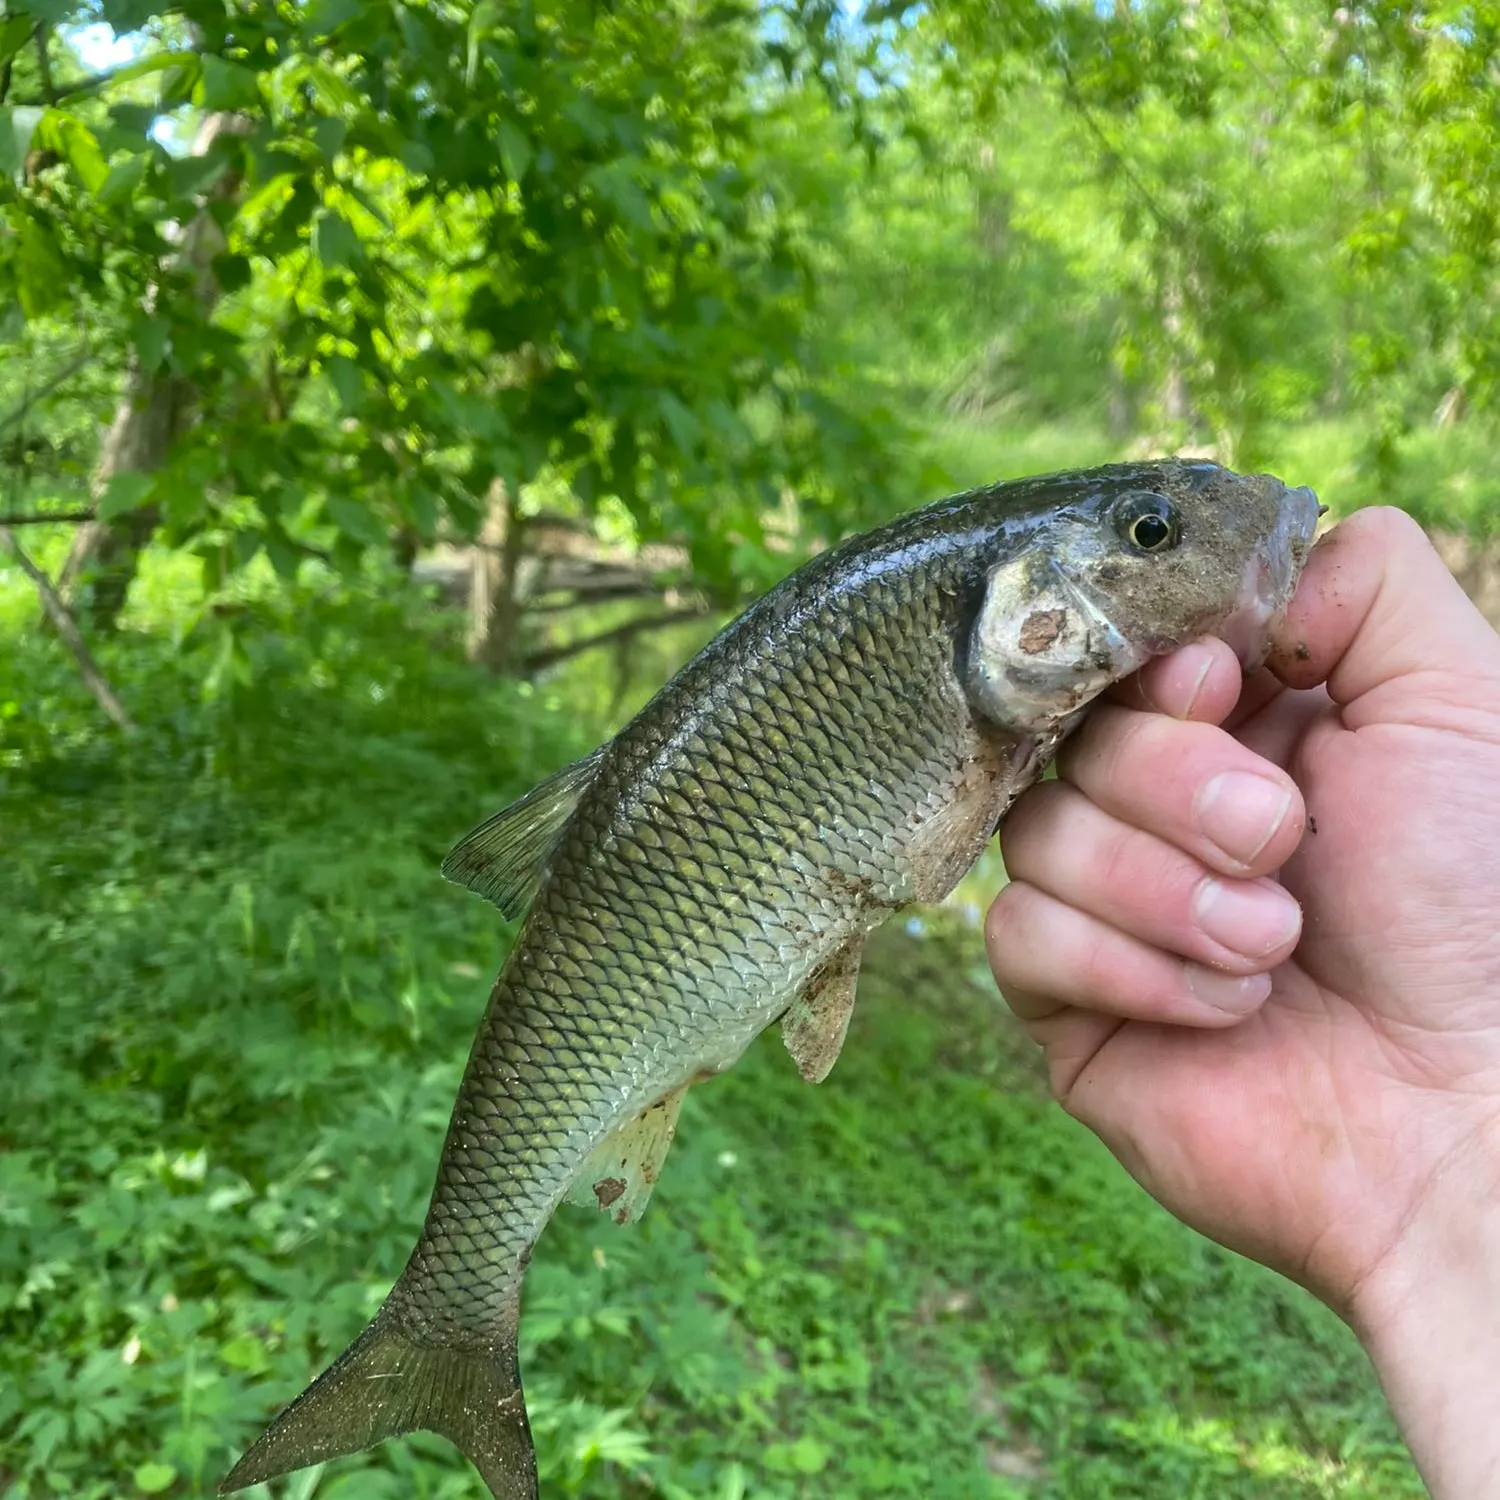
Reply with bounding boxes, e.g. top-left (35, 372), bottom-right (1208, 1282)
top-left (1056, 705), bottom-right (1308, 877)
top-left (1001, 780), bottom-right (1304, 973)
